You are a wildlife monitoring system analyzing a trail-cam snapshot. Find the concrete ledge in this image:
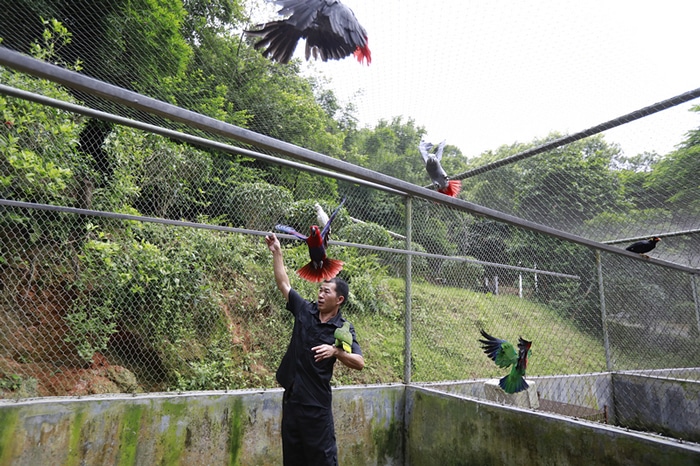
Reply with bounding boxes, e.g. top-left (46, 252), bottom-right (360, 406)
top-left (0, 381), bottom-right (698, 465)
top-left (482, 378), bottom-right (539, 408)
